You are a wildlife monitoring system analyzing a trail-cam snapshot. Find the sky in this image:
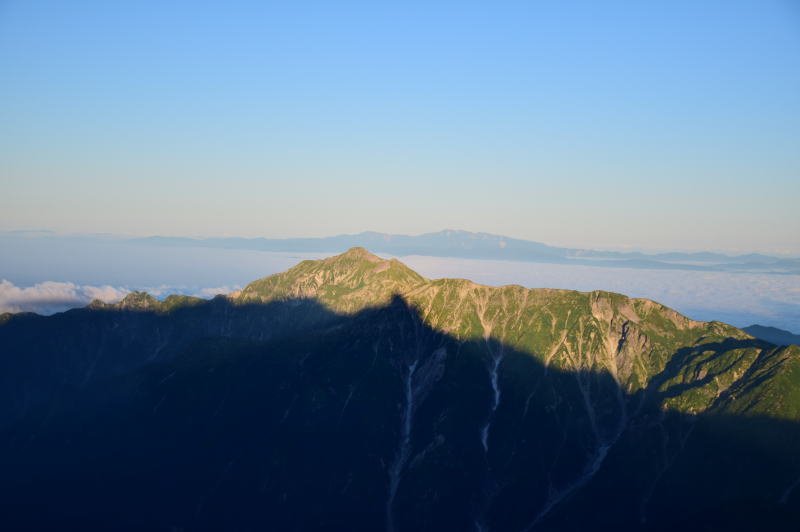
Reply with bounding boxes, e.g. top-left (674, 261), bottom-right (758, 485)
top-left (1, 0), bottom-right (799, 253)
